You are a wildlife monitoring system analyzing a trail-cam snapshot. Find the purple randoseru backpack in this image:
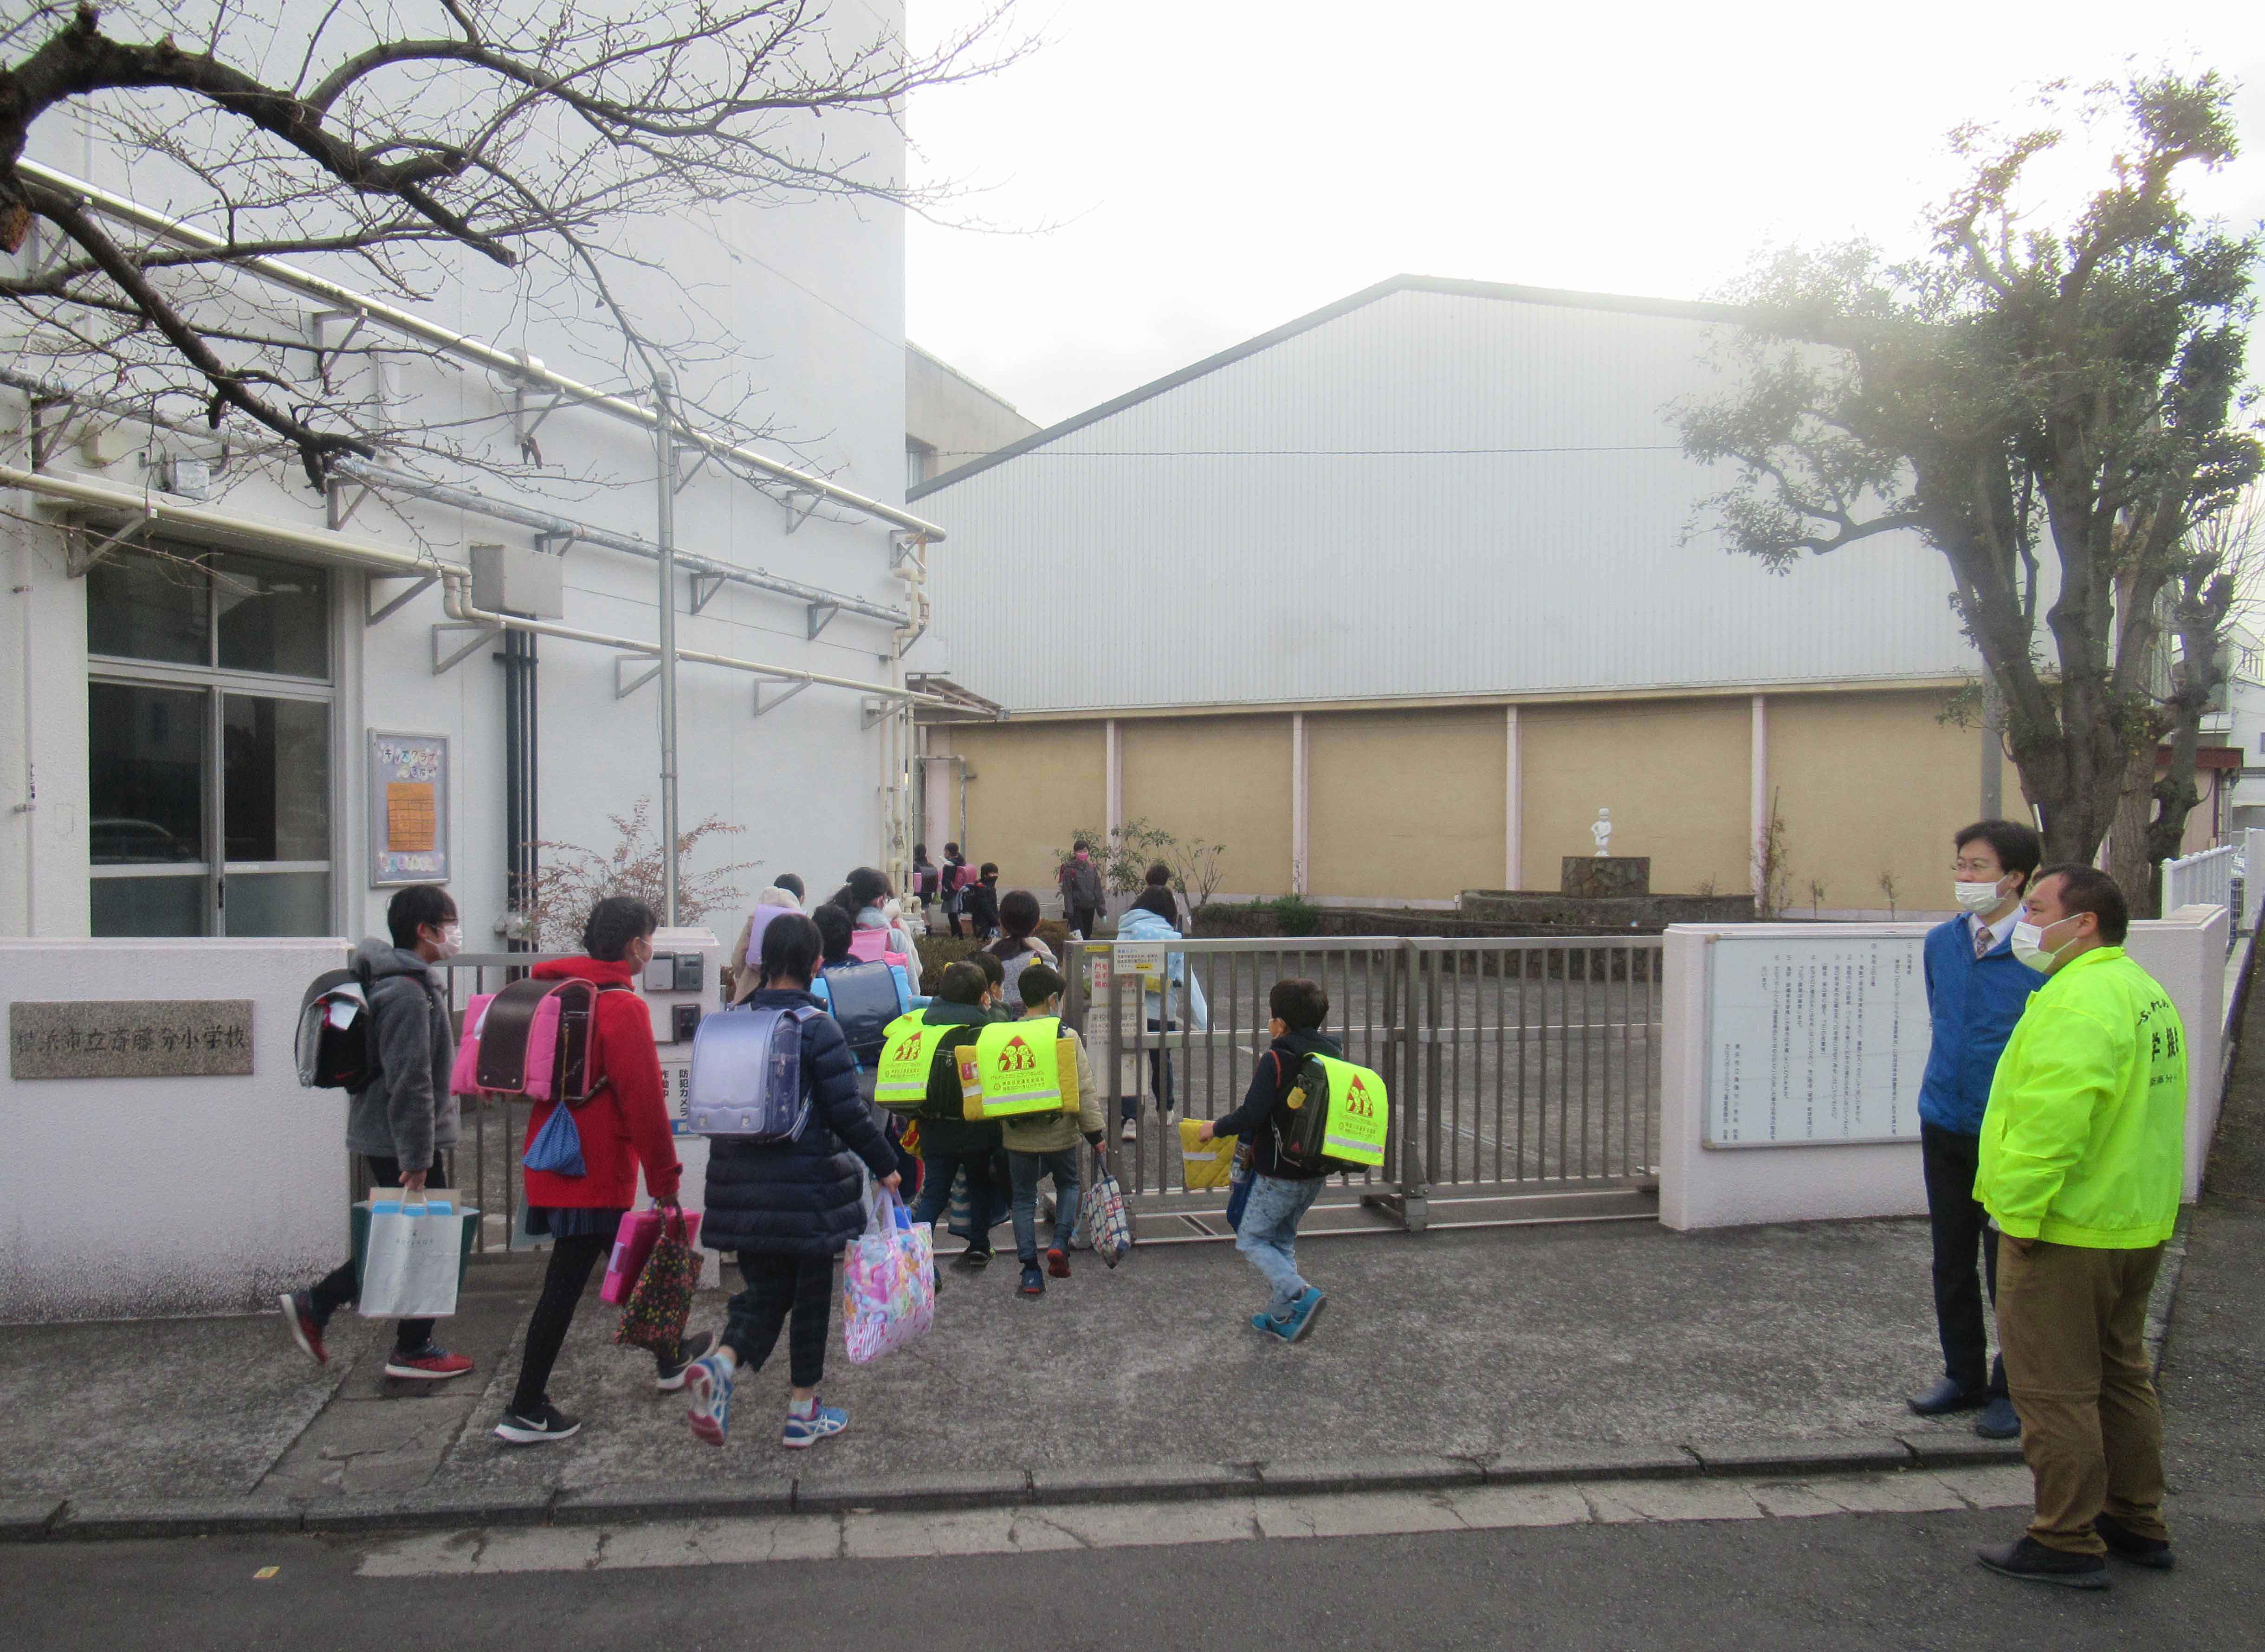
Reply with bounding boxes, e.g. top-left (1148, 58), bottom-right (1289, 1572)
top-left (687, 1003), bottom-right (822, 1142)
